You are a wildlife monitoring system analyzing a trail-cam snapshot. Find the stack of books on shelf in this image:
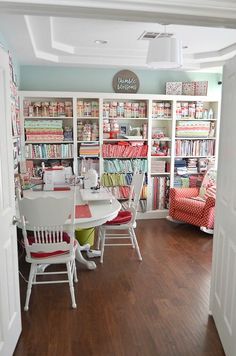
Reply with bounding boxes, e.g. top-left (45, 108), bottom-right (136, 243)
top-left (104, 159), bottom-right (147, 174)
top-left (176, 121), bottom-right (211, 137)
top-left (175, 139), bottom-right (215, 156)
top-left (152, 176), bottom-right (170, 210)
top-left (79, 142), bottom-right (100, 157)
top-left (151, 160), bottom-right (167, 173)
top-left (102, 143), bottom-right (148, 158)
top-left (25, 143), bottom-right (73, 159)
top-left (77, 100), bottom-right (99, 117)
top-left (24, 100), bottom-right (73, 117)
top-left (24, 120), bottom-right (64, 142)
top-left (103, 101), bottom-right (147, 118)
